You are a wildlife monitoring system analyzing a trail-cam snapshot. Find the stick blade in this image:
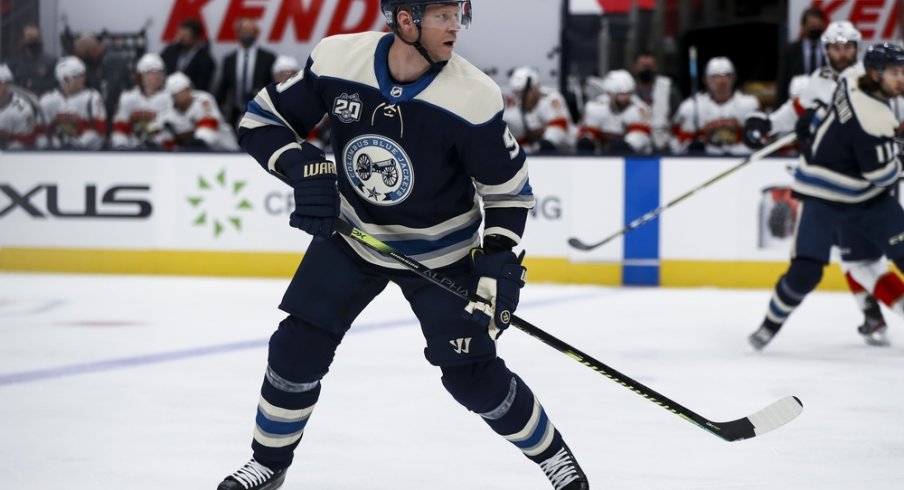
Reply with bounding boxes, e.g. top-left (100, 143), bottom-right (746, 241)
top-left (714, 396), bottom-right (803, 442)
top-left (567, 237), bottom-right (597, 251)
top-left (748, 395), bottom-right (804, 437)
